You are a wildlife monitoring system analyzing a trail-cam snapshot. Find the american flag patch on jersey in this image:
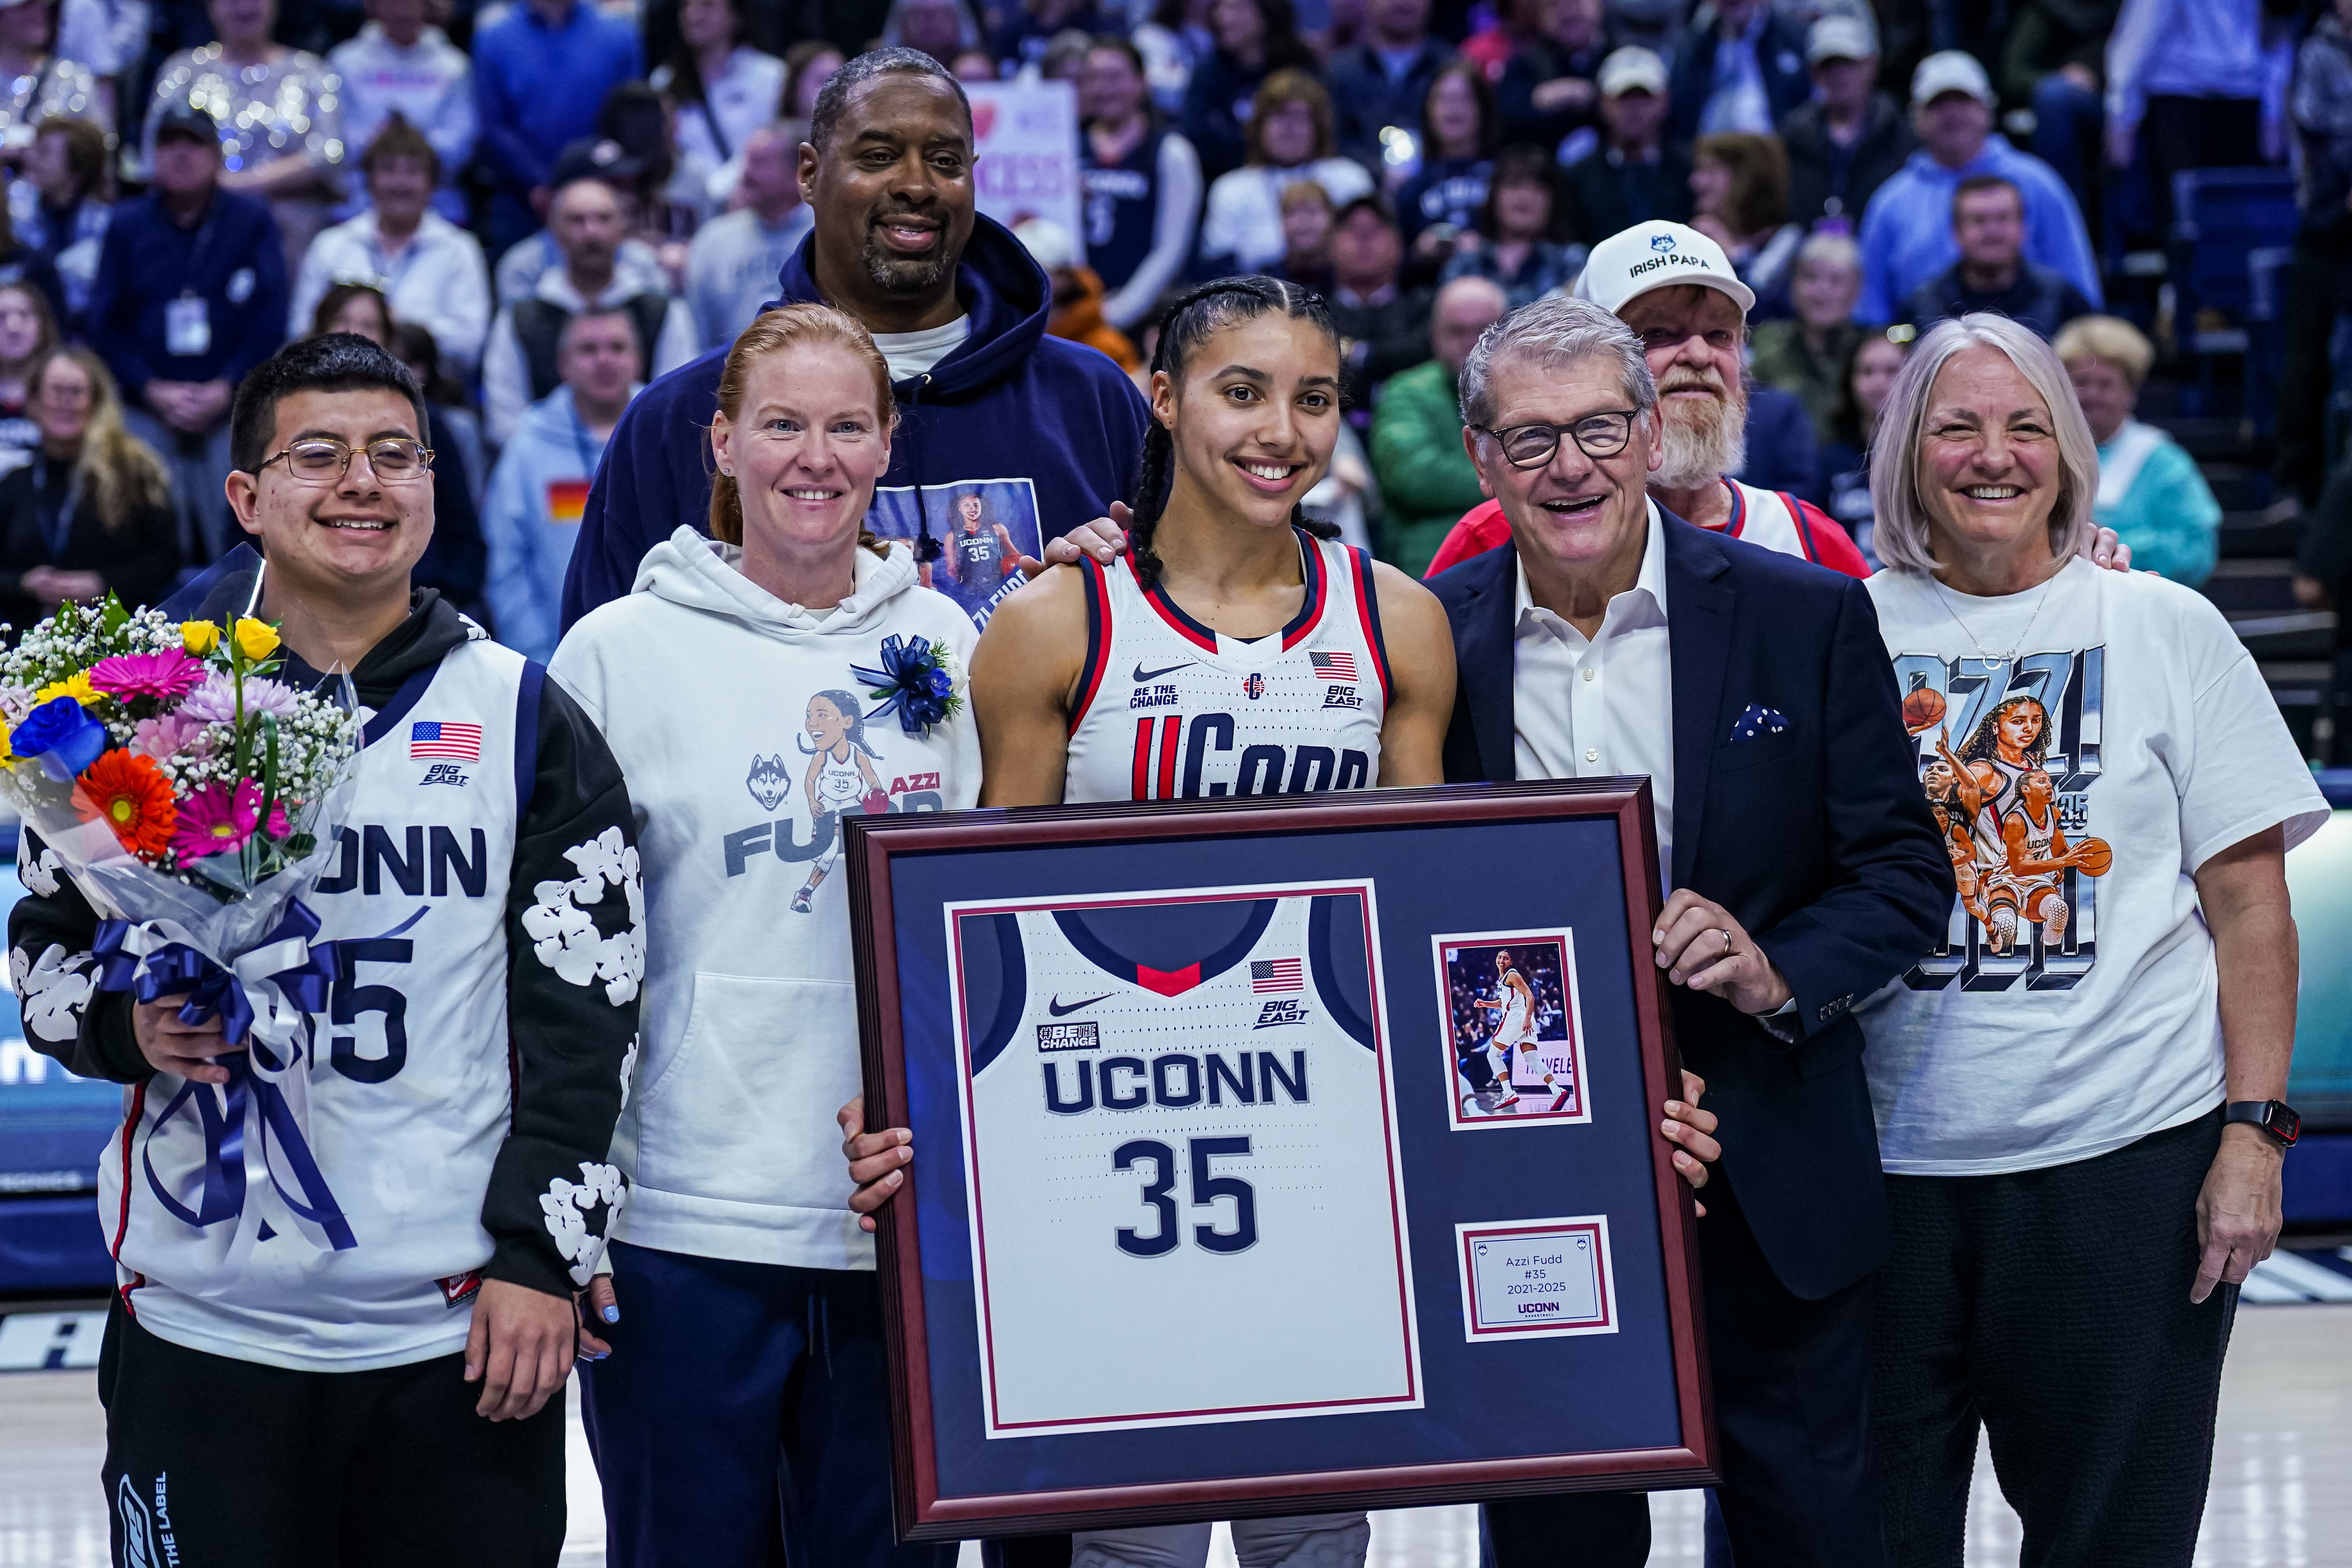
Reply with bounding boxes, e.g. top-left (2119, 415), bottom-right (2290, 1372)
top-left (410, 721), bottom-right (483, 761)
top-left (1251, 958), bottom-right (1304, 993)
top-left (1310, 650), bottom-right (1358, 682)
